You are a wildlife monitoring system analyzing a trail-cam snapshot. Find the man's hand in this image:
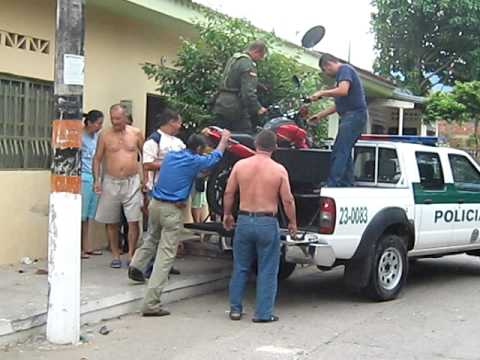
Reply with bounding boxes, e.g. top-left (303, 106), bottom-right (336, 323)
top-left (307, 112), bottom-right (324, 125)
top-left (223, 214), bottom-right (235, 231)
top-left (257, 106), bottom-right (268, 115)
top-left (216, 129), bottom-right (232, 153)
top-left (288, 222), bottom-right (298, 239)
top-left (309, 91), bottom-right (324, 102)
top-left (220, 129), bottom-right (231, 144)
top-left (141, 194), bottom-right (149, 216)
top-left (93, 180), bottom-right (102, 195)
